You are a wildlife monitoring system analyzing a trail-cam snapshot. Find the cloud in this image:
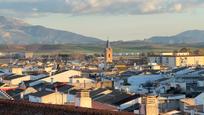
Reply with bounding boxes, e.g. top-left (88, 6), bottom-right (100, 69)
top-left (0, 0), bottom-right (68, 18)
top-left (0, 0), bottom-right (203, 17)
top-left (0, 0), bottom-right (40, 3)
top-left (64, 0), bottom-right (204, 14)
